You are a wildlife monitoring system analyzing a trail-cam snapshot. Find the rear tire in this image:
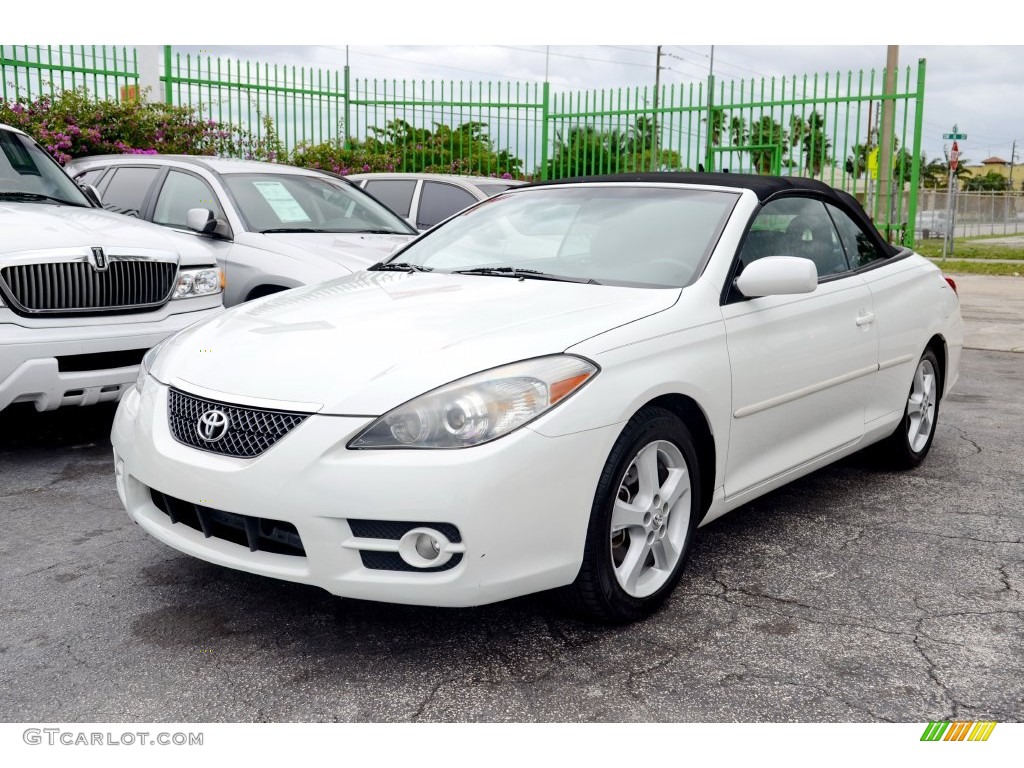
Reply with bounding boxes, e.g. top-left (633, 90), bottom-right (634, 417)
top-left (559, 406), bottom-right (700, 624)
top-left (874, 348), bottom-right (942, 469)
